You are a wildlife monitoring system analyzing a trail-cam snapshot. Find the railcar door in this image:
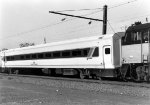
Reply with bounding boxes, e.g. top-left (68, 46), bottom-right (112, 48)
top-left (103, 45), bottom-right (112, 68)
